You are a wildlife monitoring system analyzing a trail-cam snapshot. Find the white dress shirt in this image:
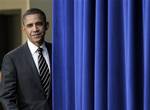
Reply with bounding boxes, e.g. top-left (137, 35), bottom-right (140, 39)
top-left (27, 39), bottom-right (51, 73)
